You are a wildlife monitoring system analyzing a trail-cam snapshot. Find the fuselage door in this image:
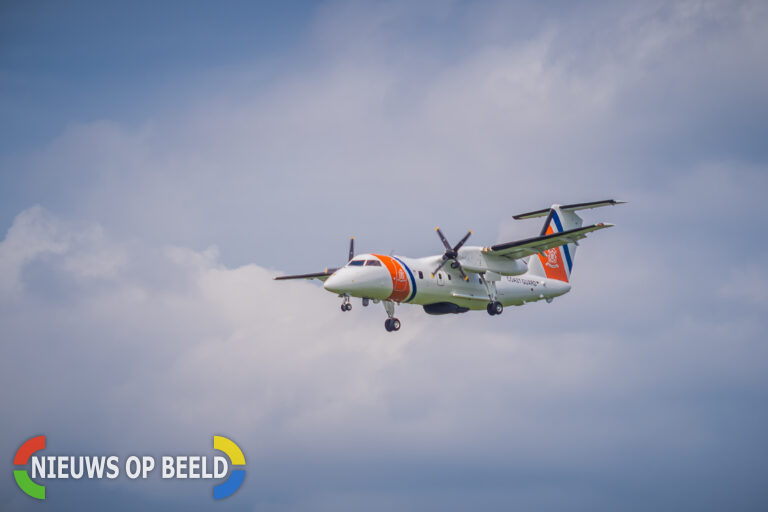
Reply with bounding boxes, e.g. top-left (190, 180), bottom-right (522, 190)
top-left (436, 272), bottom-right (445, 286)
